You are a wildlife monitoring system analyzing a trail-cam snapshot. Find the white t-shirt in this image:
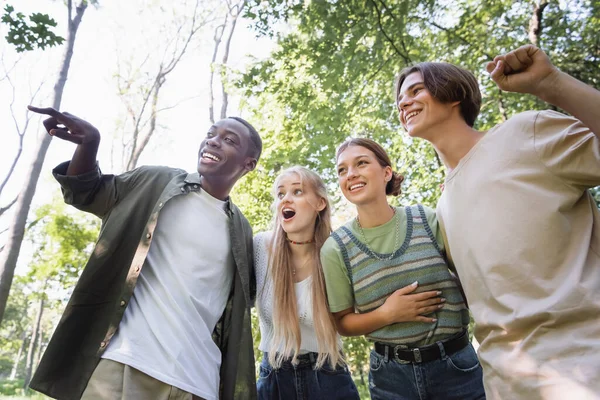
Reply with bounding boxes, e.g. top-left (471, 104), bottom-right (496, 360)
top-left (437, 111), bottom-right (600, 399)
top-left (103, 188), bottom-right (234, 400)
top-left (254, 231), bottom-right (328, 355)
